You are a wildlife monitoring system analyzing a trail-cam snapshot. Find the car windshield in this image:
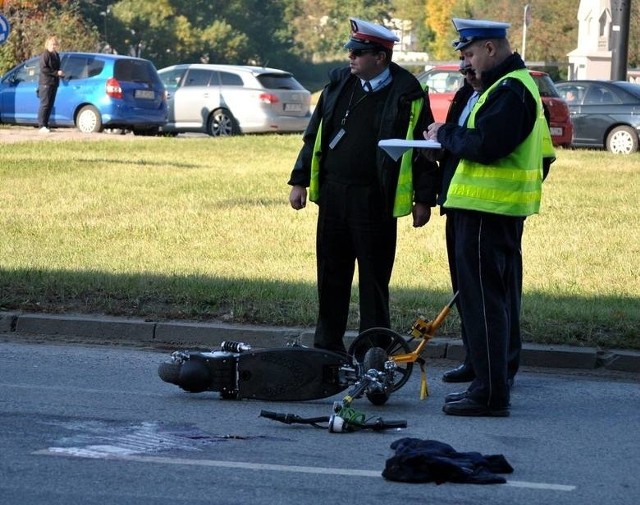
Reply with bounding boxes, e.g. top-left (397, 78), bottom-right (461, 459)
top-left (532, 74), bottom-right (560, 98)
top-left (256, 73), bottom-right (305, 90)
